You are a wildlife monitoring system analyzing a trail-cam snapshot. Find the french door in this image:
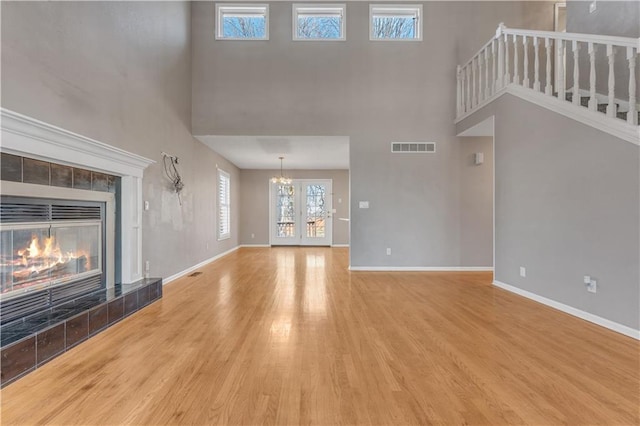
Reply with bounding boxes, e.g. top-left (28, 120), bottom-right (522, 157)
top-left (269, 179), bottom-right (332, 246)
